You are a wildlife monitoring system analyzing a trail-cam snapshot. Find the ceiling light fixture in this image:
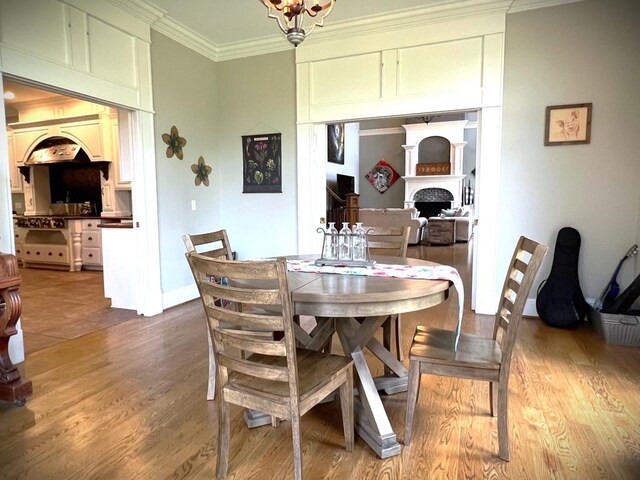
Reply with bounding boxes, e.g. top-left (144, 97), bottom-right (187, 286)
top-left (4, 91), bottom-right (15, 100)
top-left (258, 0), bottom-right (336, 47)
